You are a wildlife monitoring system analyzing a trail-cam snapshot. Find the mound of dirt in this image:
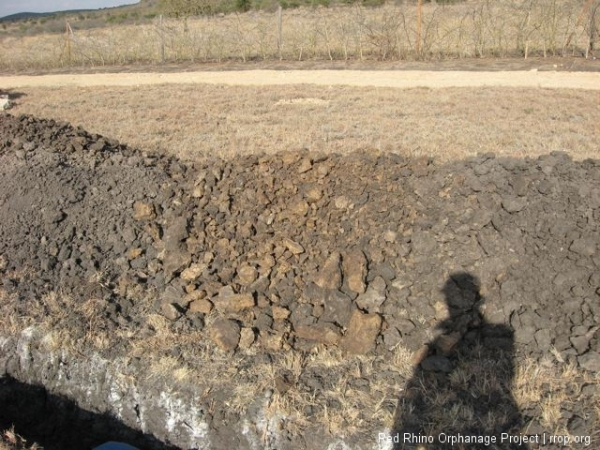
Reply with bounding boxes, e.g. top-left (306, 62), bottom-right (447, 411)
top-left (0, 113), bottom-right (599, 448)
